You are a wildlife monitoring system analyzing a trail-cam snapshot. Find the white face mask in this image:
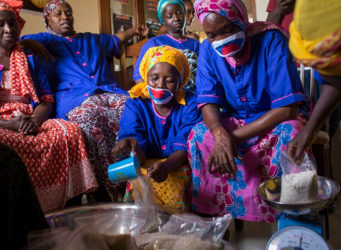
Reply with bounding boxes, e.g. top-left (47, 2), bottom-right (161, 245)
top-left (211, 31), bottom-right (245, 57)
